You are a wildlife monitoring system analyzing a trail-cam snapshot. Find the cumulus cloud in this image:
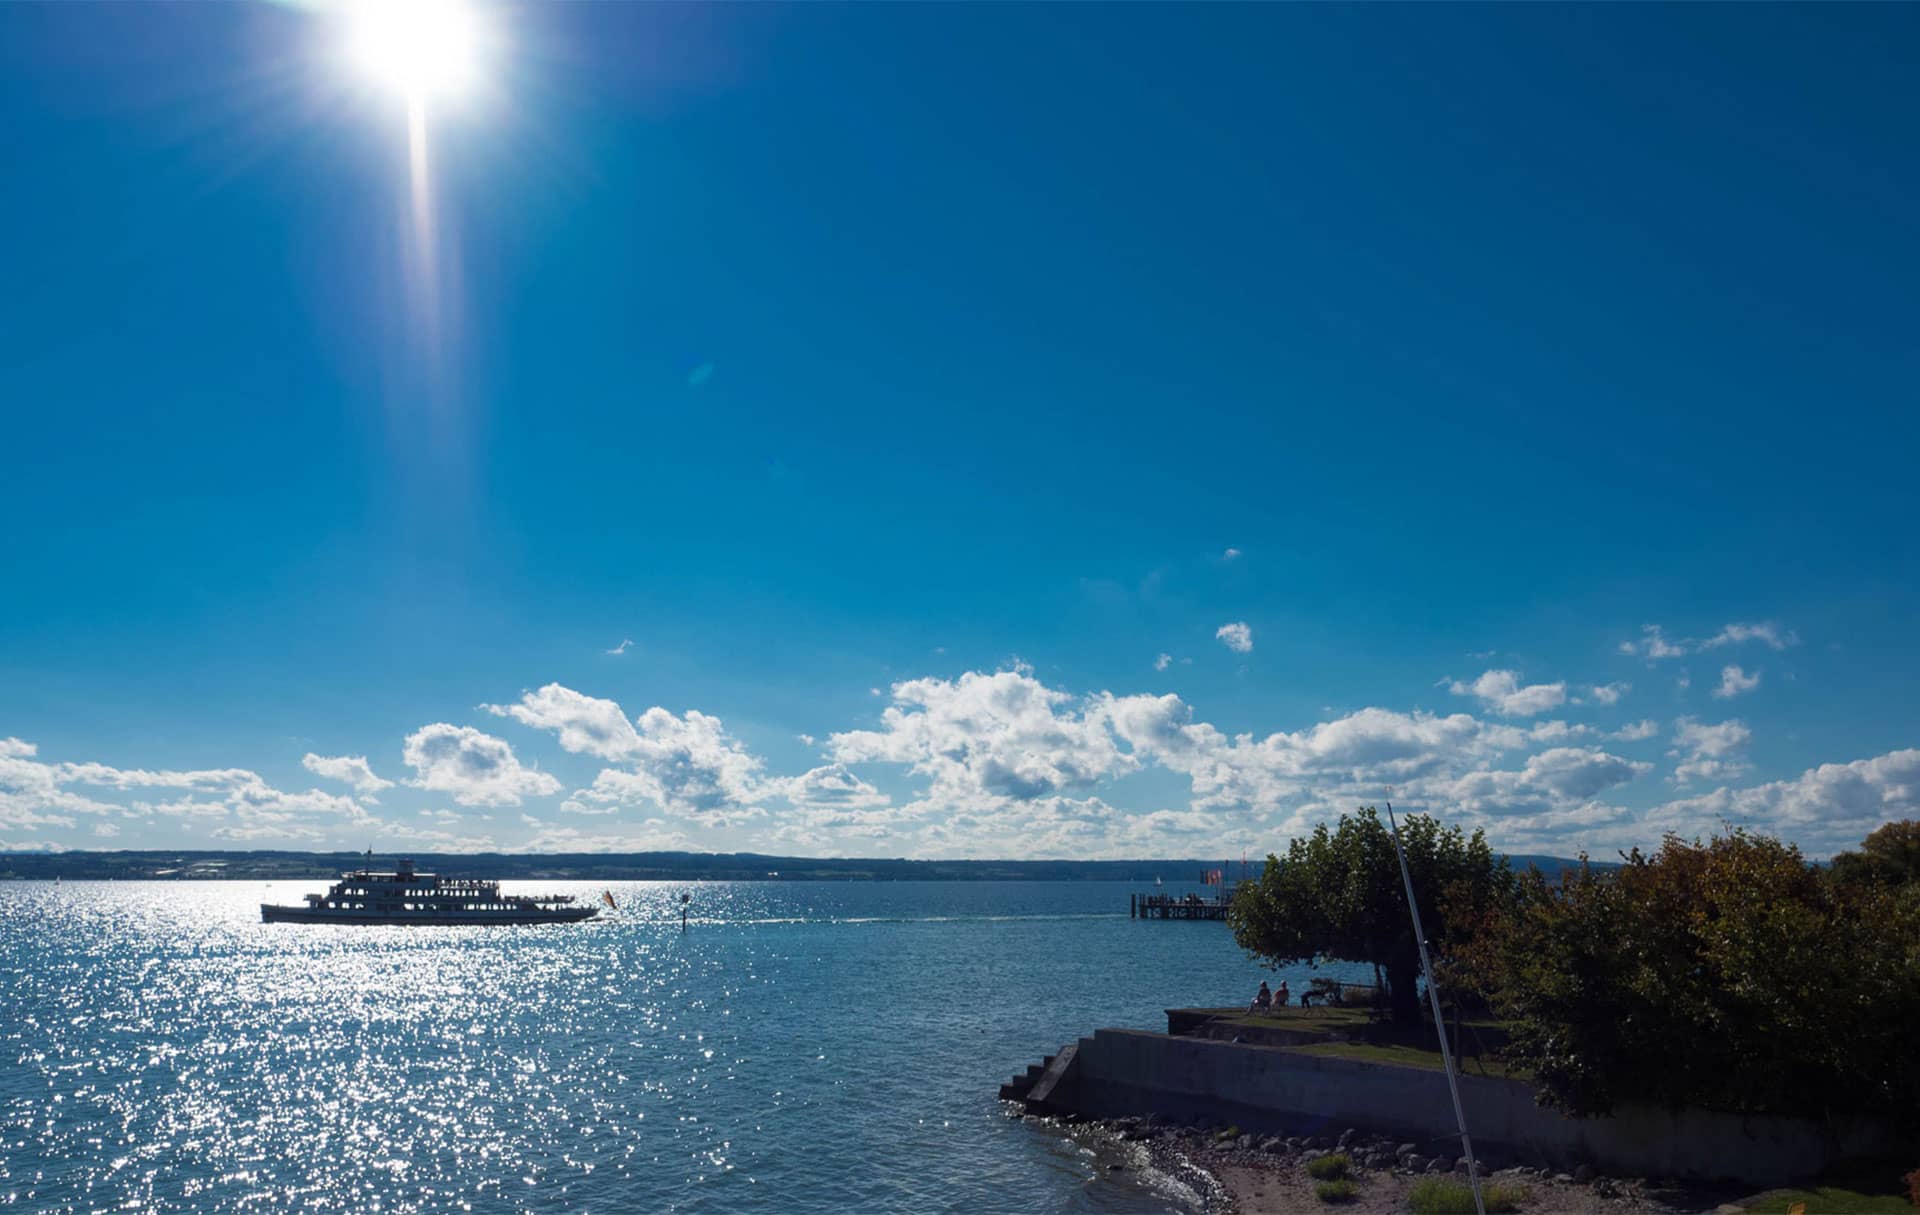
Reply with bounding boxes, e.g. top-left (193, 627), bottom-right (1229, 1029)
top-left (1609, 719), bottom-right (1660, 742)
top-left (1620, 624), bottom-right (1688, 660)
top-left (606, 638), bottom-right (634, 656)
top-left (1704, 621), bottom-right (1798, 651)
top-left (4, 745), bottom-right (366, 838)
top-left (1, 747), bottom-right (113, 830)
top-left (1589, 682), bottom-right (1630, 706)
top-left (1670, 717), bottom-right (1752, 785)
top-left (1222, 547), bottom-right (1242, 561)
top-left (1713, 665), bottom-right (1762, 700)
top-left (485, 684), bottom-right (642, 761)
top-left (1447, 670), bottom-right (1567, 717)
top-left (302, 753), bottom-right (394, 797)
top-left (1621, 620), bottom-right (1798, 663)
top-left (832, 670), bottom-right (1132, 804)
top-left (570, 709), bottom-right (767, 818)
top-left (1419, 747), bottom-right (1650, 821)
top-left (517, 820), bottom-right (693, 854)
top-left (1646, 749), bottom-right (1920, 856)
top-left (1526, 721), bottom-right (1595, 745)
top-left (402, 724), bottom-right (561, 807)
top-left (781, 763), bottom-right (889, 810)
top-left (821, 668), bottom-right (1526, 858)
top-left (1154, 653), bottom-right (1172, 672)
top-left (1215, 622), bottom-right (1253, 654)
top-left (1, 738), bottom-right (36, 758)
